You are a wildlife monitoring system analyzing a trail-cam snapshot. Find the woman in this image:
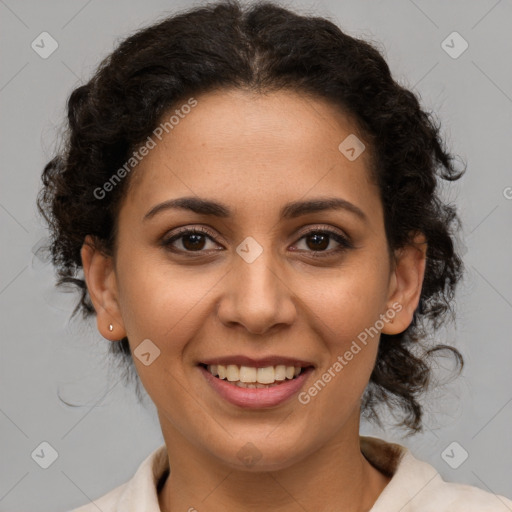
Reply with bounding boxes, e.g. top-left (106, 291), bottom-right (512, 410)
top-left (37, 0), bottom-right (512, 510)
